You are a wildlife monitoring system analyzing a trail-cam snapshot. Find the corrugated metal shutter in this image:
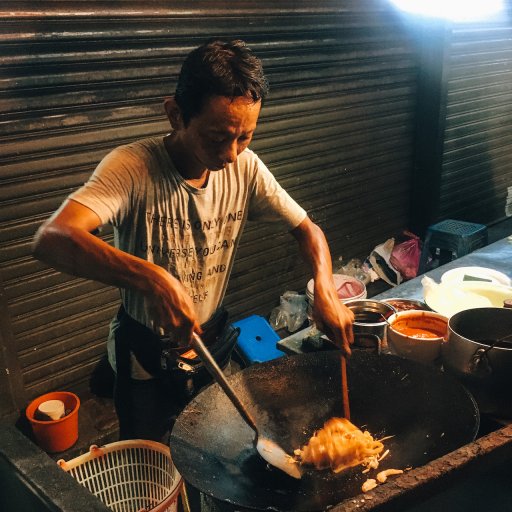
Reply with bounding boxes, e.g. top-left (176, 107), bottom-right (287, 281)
top-left (439, 20), bottom-right (512, 224)
top-left (0, 0), bottom-right (418, 411)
